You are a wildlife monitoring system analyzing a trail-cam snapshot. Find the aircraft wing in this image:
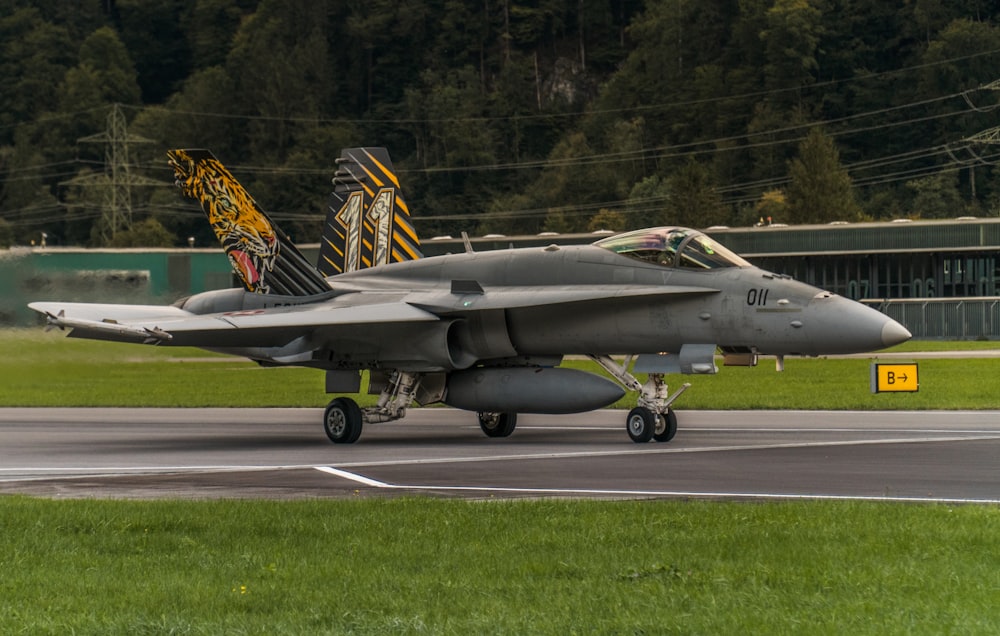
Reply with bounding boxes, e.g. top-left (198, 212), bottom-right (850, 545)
top-left (28, 300), bottom-right (439, 347)
top-left (406, 284), bottom-right (719, 314)
top-left (29, 284), bottom-right (716, 352)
